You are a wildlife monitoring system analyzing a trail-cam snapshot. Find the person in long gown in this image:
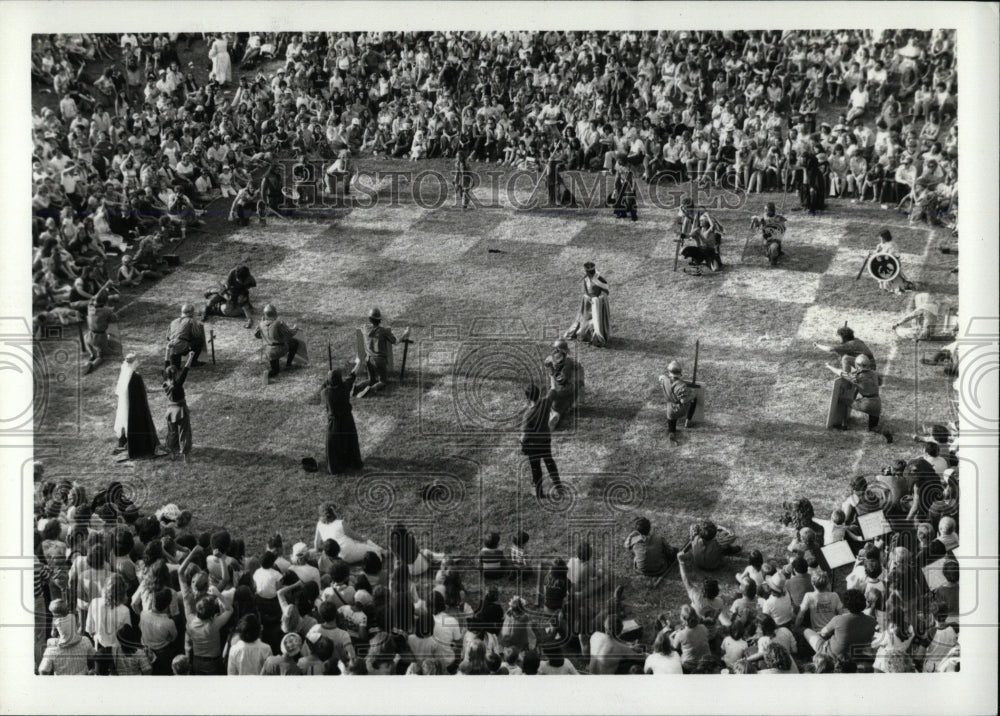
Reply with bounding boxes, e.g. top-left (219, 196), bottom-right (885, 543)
top-left (313, 503), bottom-right (384, 564)
top-left (208, 34), bottom-right (232, 86)
top-left (113, 353), bottom-right (159, 459)
top-left (320, 368), bottom-right (363, 475)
